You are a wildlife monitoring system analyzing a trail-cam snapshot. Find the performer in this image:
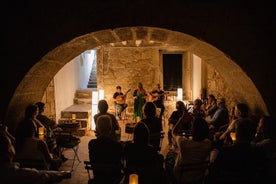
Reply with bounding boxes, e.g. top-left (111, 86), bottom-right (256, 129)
top-left (150, 83), bottom-right (165, 118)
top-left (113, 86), bottom-right (129, 120)
top-left (133, 82), bottom-right (147, 120)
